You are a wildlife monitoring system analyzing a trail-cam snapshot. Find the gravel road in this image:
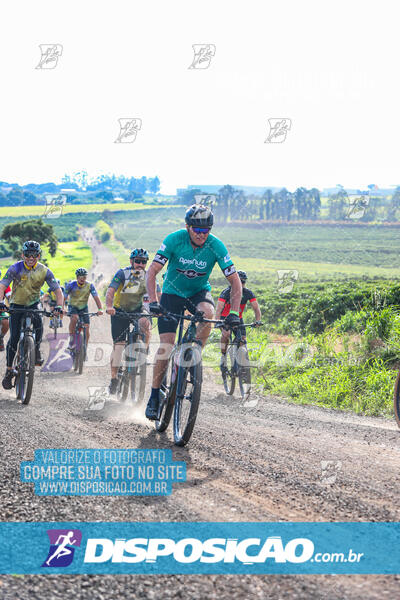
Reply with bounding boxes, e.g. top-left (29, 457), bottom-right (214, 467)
top-left (0, 234), bottom-right (399, 599)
